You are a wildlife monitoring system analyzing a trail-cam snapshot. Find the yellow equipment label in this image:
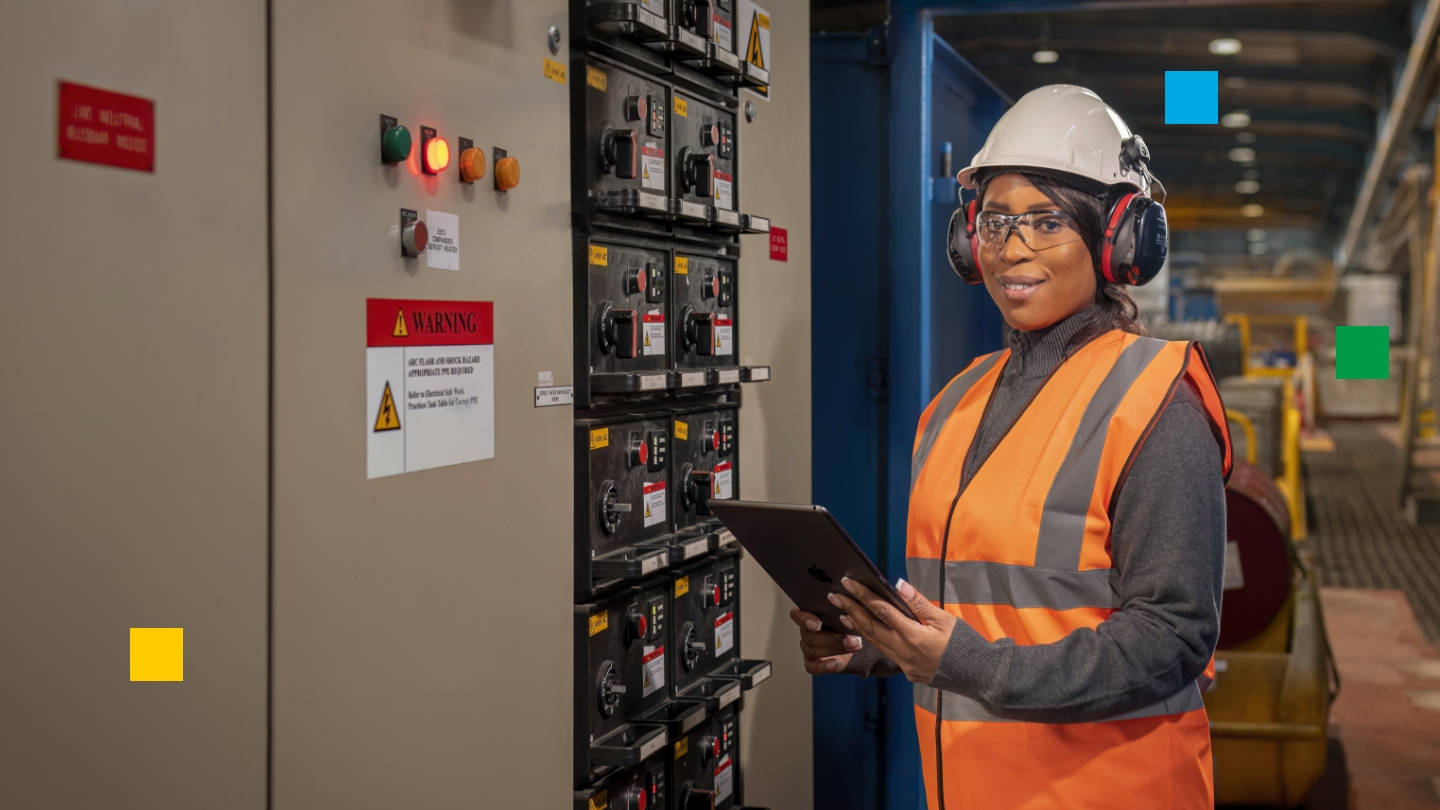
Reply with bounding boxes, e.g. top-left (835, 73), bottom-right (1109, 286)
top-left (758, 12), bottom-right (770, 29)
top-left (590, 427), bottom-right (610, 450)
top-left (673, 96), bottom-right (688, 117)
top-left (675, 736), bottom-right (689, 760)
top-left (675, 575), bottom-right (690, 598)
top-left (590, 245), bottom-right (608, 266)
top-left (588, 790), bottom-right (609, 810)
top-left (674, 256), bottom-right (689, 275)
top-left (587, 66), bottom-right (608, 91)
top-left (543, 58), bottom-right (567, 84)
top-left (589, 611), bottom-right (609, 637)
top-left (674, 420), bottom-right (688, 440)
